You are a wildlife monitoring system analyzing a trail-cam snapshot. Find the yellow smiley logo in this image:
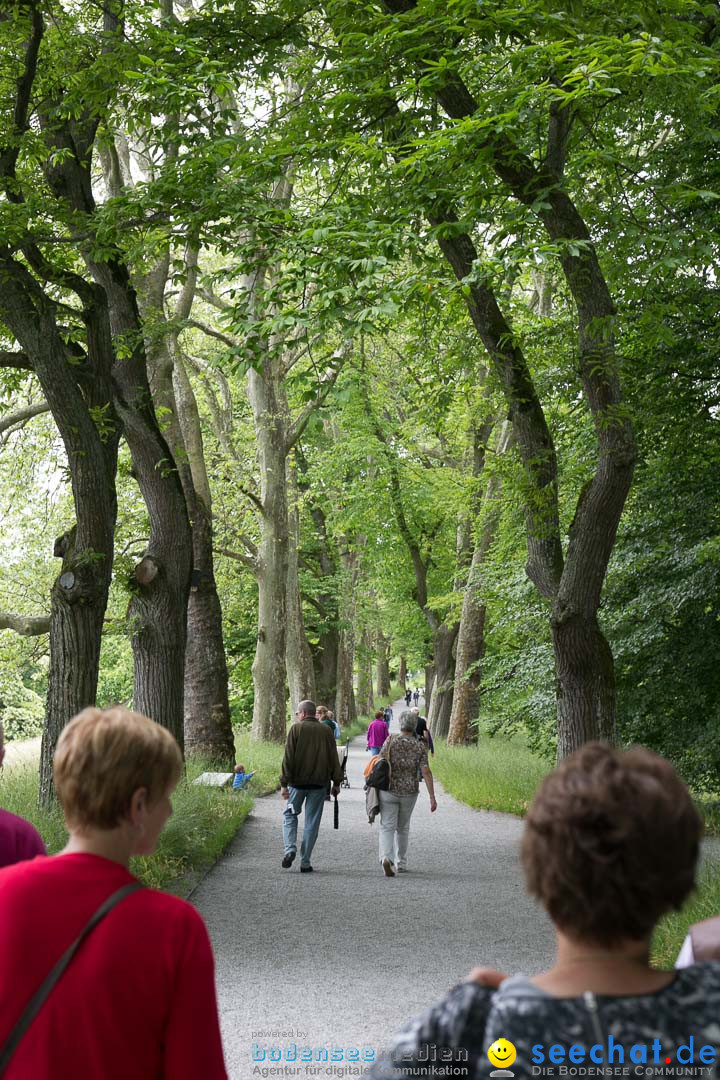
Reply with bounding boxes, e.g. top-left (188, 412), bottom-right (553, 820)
top-left (488, 1039), bottom-right (517, 1070)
